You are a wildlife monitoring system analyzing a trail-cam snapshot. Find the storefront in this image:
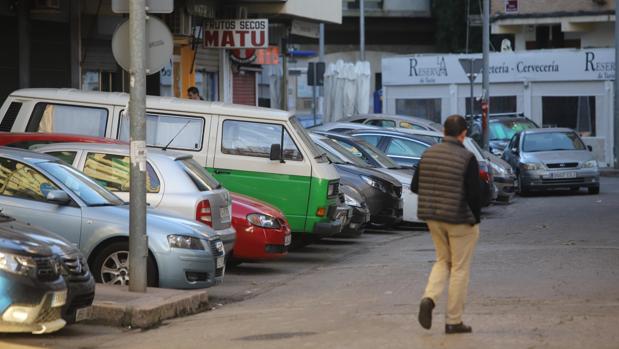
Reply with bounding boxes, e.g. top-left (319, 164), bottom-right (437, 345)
top-left (382, 48), bottom-right (615, 167)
